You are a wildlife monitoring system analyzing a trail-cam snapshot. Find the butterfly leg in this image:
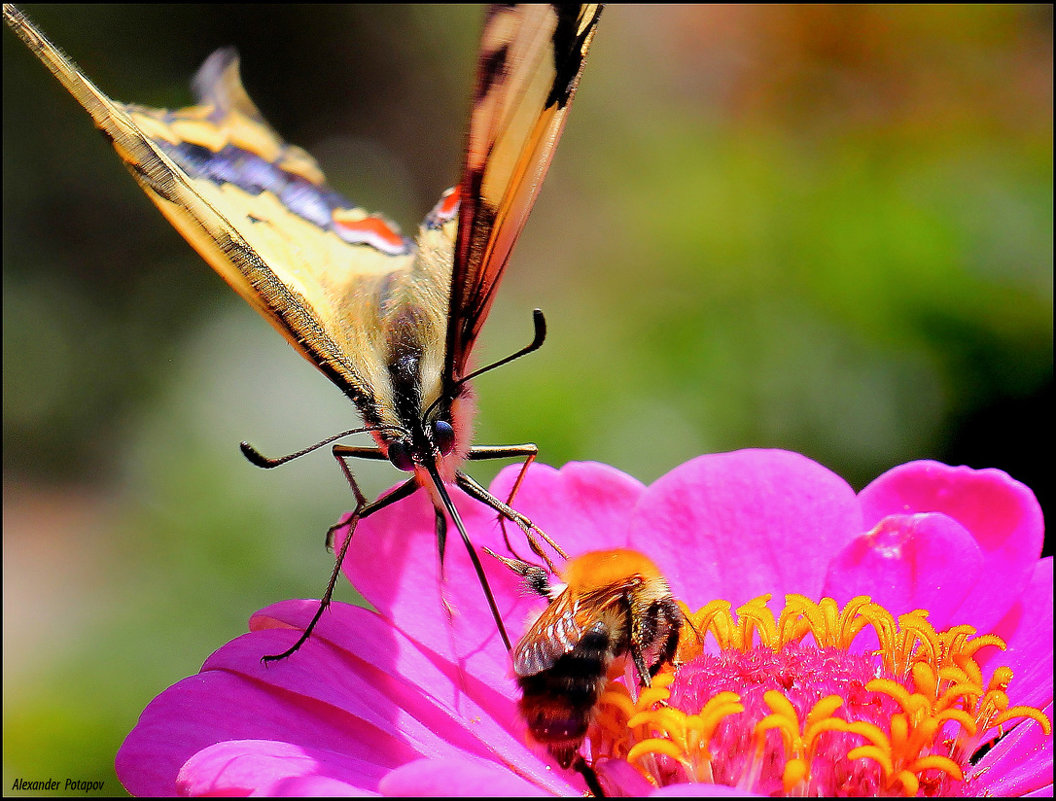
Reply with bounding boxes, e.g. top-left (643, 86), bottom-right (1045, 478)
top-left (462, 447), bottom-right (567, 567)
top-left (501, 447), bottom-right (536, 508)
top-left (323, 443), bottom-right (390, 549)
top-left (455, 469), bottom-right (565, 573)
top-left (422, 461), bottom-right (513, 652)
top-left (467, 444), bottom-right (539, 562)
top-left (262, 448), bottom-right (416, 663)
top-left (499, 449), bottom-right (540, 562)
